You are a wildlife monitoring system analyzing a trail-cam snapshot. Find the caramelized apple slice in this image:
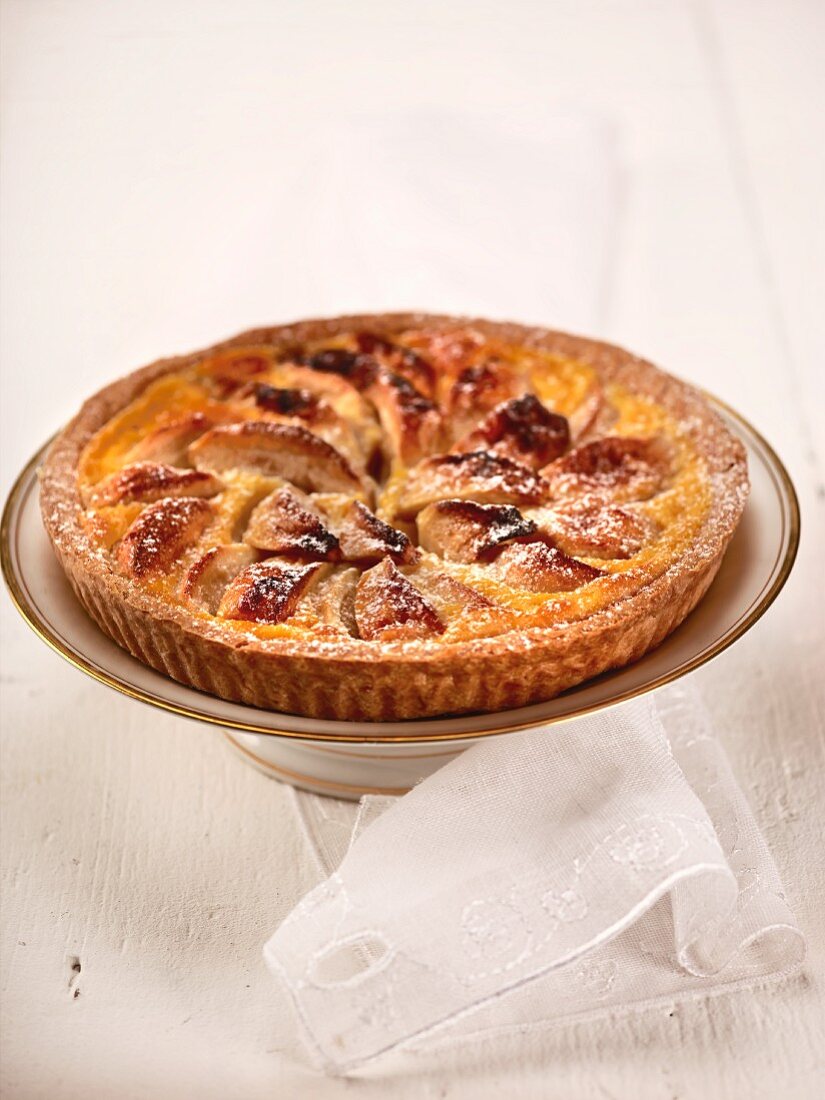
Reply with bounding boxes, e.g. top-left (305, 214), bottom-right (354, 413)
top-left (244, 382), bottom-right (363, 465)
top-left (266, 361), bottom-right (373, 411)
top-left (542, 436), bottom-right (671, 503)
top-left (336, 501), bottom-right (419, 565)
top-left (181, 544), bottom-right (261, 613)
top-left (268, 362), bottom-right (382, 459)
top-left (532, 501), bottom-right (660, 560)
top-left (451, 395), bottom-right (570, 469)
top-left (492, 542), bottom-right (604, 593)
top-left (401, 327), bottom-right (486, 381)
top-left (354, 559), bottom-right (445, 642)
top-left (354, 331), bottom-right (436, 396)
top-left (306, 335), bottom-right (437, 398)
top-left (397, 451), bottom-right (547, 517)
top-left (199, 347), bottom-right (273, 396)
top-left (417, 499), bottom-right (543, 563)
top-left (249, 384), bottom-right (322, 418)
top-left (126, 413), bottom-right (212, 466)
top-left (116, 497), bottom-right (213, 578)
top-left (573, 384), bottom-right (622, 442)
top-left (218, 559), bottom-right (329, 624)
top-left (309, 566), bottom-right (360, 635)
top-left (189, 421), bottom-right (368, 496)
top-left (302, 347), bottom-right (376, 386)
top-left (365, 370), bottom-right (442, 466)
top-left (443, 359), bottom-right (524, 441)
top-left (243, 487), bottom-right (340, 560)
top-left (87, 462), bottom-right (223, 508)
top-left (407, 568), bottom-right (494, 616)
